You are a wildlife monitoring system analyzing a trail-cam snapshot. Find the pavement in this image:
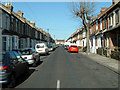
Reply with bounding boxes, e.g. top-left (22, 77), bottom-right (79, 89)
top-left (79, 51), bottom-right (120, 74)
